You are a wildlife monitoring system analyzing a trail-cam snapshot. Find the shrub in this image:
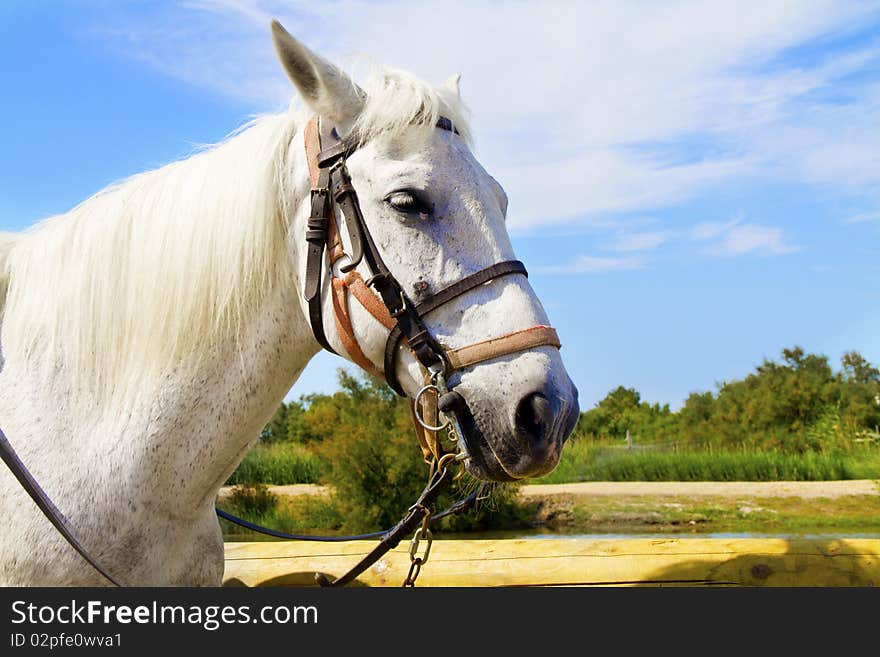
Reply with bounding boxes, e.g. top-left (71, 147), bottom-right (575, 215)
top-left (224, 483), bottom-right (278, 517)
top-left (313, 370), bottom-right (531, 533)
